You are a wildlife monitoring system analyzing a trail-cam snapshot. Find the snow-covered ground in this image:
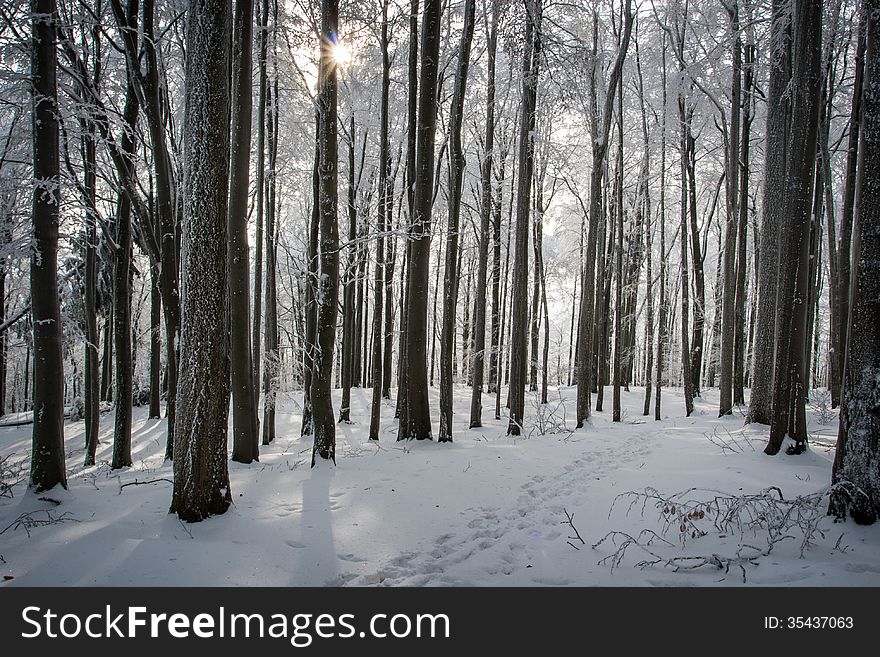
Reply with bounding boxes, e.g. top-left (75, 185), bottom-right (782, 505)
top-left (1, 385), bottom-right (878, 586)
